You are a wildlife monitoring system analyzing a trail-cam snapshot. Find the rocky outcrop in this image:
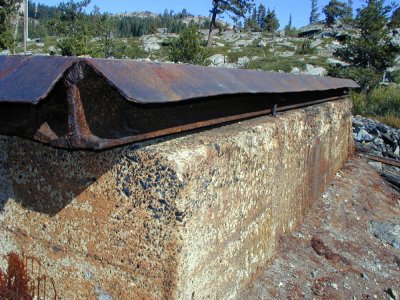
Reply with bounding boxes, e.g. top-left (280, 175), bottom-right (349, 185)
top-left (353, 116), bottom-right (400, 159)
top-left (140, 35), bottom-right (165, 52)
top-left (207, 54), bottom-right (226, 66)
top-left (298, 24), bottom-right (324, 38)
top-left (326, 57), bottom-right (349, 67)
